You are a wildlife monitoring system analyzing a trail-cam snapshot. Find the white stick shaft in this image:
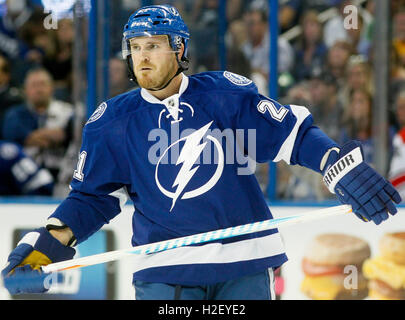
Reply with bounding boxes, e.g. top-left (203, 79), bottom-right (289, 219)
top-left (42, 204), bottom-right (351, 273)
